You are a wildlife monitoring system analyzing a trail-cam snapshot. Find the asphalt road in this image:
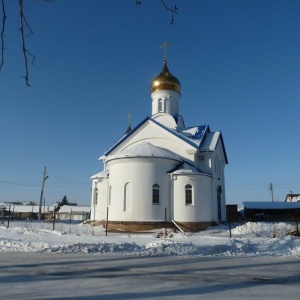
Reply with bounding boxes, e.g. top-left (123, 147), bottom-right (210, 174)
top-left (0, 253), bottom-right (299, 299)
